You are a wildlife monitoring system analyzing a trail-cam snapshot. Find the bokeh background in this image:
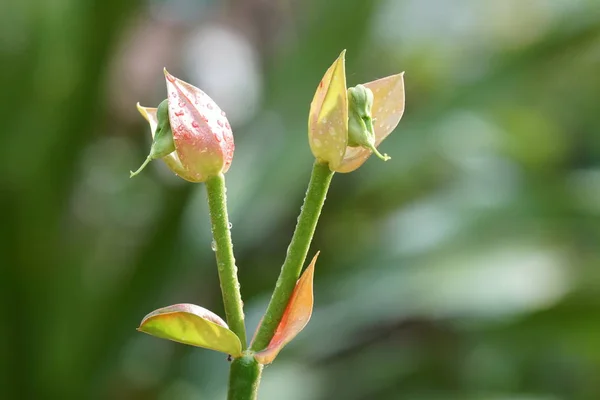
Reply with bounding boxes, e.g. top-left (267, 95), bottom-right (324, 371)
top-left (3, 0), bottom-right (600, 399)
